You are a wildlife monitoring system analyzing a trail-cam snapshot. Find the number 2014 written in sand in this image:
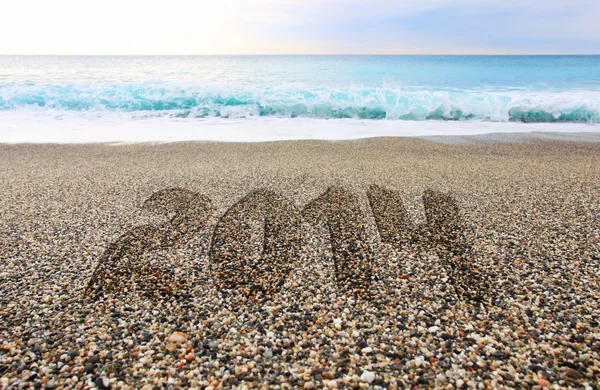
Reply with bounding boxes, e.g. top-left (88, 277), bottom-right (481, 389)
top-left (87, 186), bottom-right (489, 302)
